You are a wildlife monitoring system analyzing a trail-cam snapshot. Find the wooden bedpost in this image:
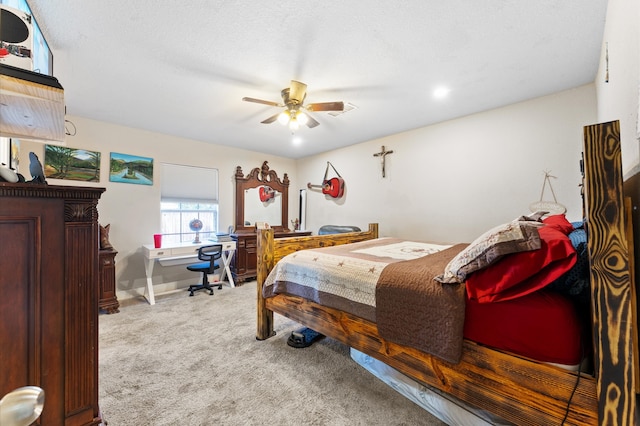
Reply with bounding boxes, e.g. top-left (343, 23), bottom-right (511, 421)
top-left (368, 223), bottom-right (379, 238)
top-left (583, 120), bottom-right (637, 425)
top-left (256, 228), bottom-right (275, 340)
